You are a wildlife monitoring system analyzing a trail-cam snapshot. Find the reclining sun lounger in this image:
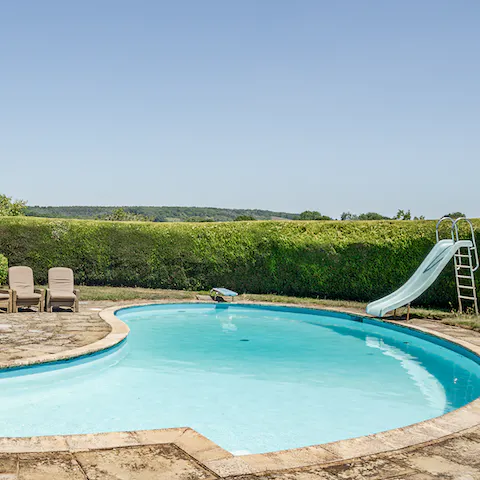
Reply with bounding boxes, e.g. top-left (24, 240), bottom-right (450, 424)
top-left (0, 288), bottom-right (12, 313)
top-left (46, 267), bottom-right (79, 312)
top-left (8, 266), bottom-right (44, 313)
